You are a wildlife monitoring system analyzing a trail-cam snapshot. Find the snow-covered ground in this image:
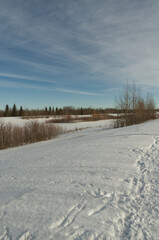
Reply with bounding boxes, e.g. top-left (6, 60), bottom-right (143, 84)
top-left (1, 116), bottom-right (114, 131)
top-left (0, 118), bottom-right (159, 239)
top-left (1, 117), bottom-right (48, 127)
